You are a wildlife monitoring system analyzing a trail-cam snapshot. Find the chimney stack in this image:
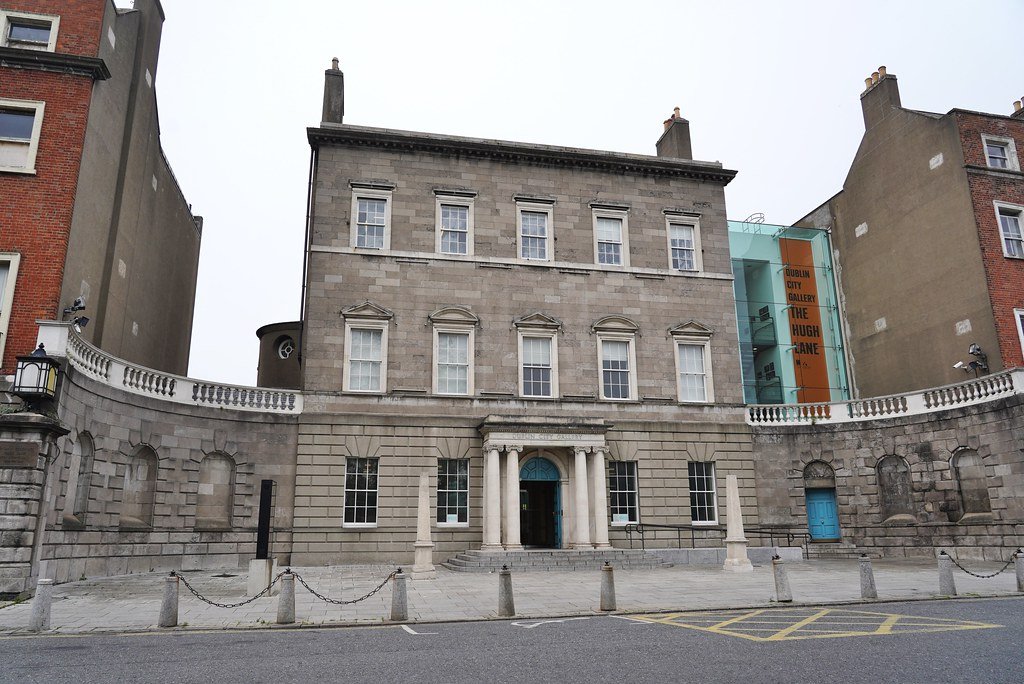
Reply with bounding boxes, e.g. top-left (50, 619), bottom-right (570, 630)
top-left (656, 106), bottom-right (692, 159)
top-left (860, 65), bottom-right (901, 131)
top-left (322, 57), bottom-right (345, 125)
top-left (1012, 99), bottom-right (1024, 120)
